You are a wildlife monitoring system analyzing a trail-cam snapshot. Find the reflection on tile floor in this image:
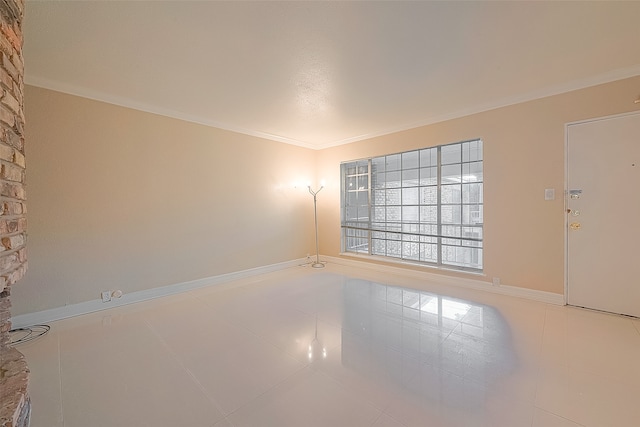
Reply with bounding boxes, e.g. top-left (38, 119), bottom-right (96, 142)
top-left (15, 264), bottom-right (640, 427)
